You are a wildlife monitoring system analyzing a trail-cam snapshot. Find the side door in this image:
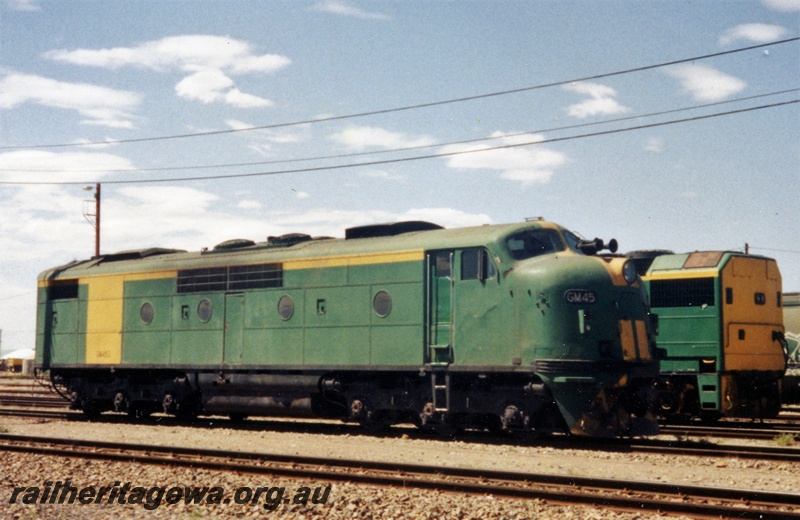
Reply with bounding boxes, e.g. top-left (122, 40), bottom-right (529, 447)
top-left (223, 293), bottom-right (245, 365)
top-left (427, 251), bottom-right (454, 365)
